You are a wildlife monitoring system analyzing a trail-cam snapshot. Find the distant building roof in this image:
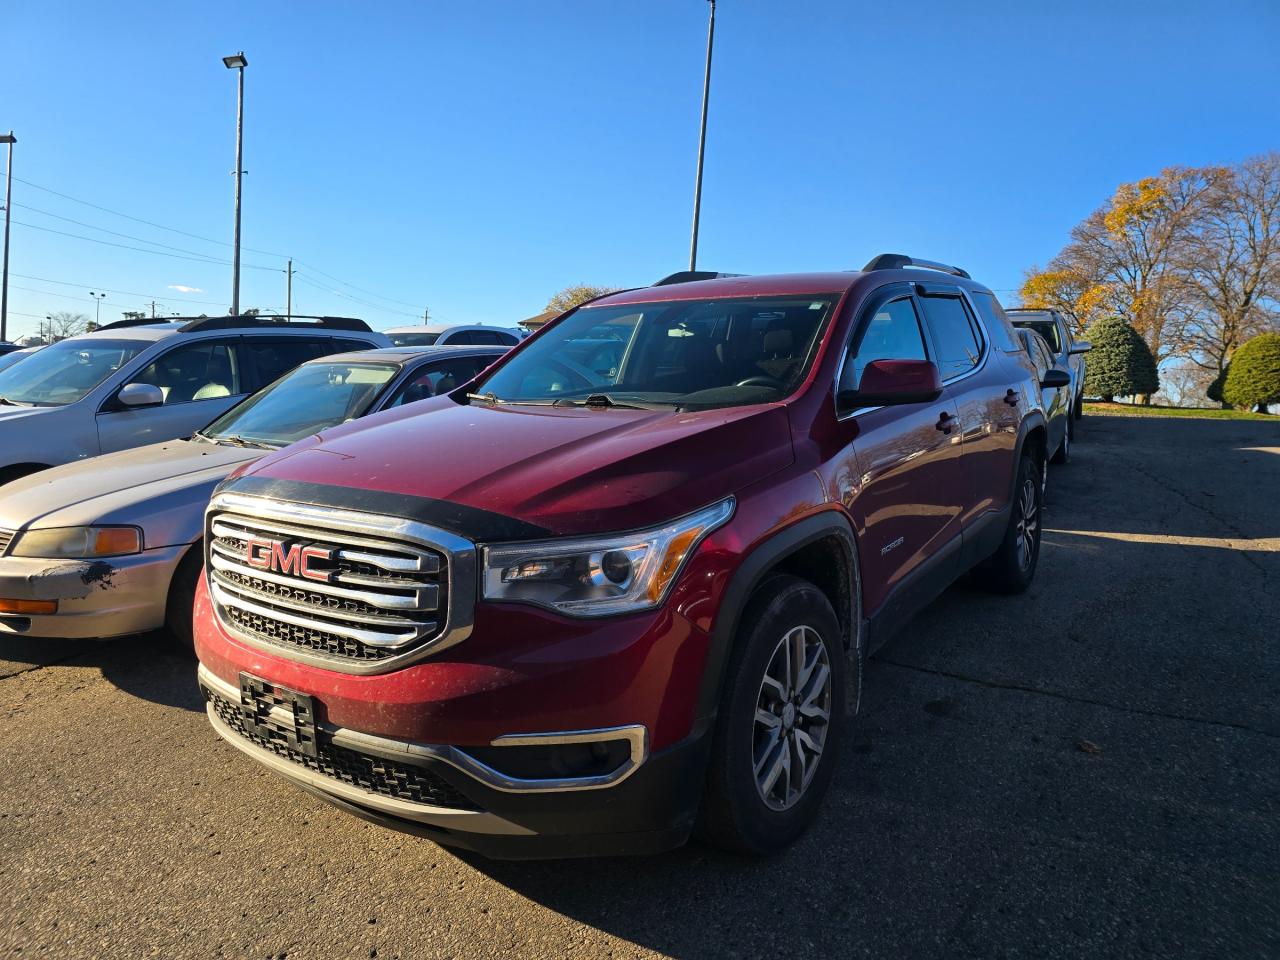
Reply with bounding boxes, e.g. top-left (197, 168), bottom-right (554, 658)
top-left (519, 310), bottom-right (559, 331)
